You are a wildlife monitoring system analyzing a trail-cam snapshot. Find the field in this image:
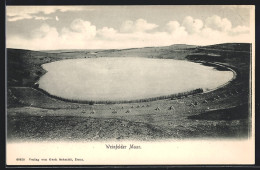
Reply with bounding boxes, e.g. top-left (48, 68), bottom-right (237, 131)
top-left (7, 43), bottom-right (252, 141)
